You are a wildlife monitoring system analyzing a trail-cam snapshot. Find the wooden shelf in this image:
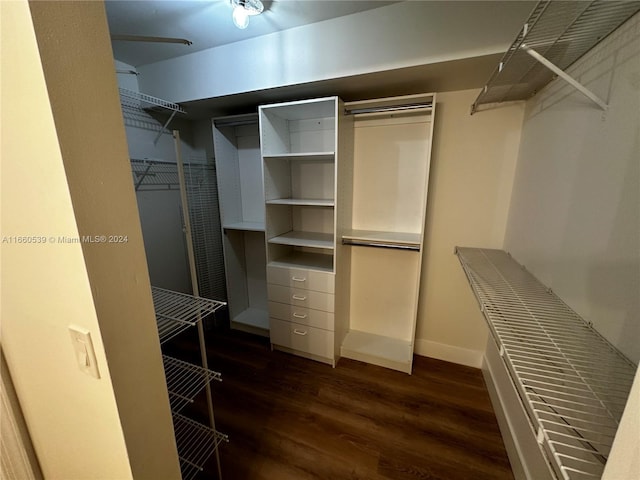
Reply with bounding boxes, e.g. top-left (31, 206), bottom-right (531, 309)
top-left (266, 198), bottom-right (334, 207)
top-left (268, 231), bottom-right (334, 250)
top-left (223, 221), bottom-right (265, 232)
top-left (232, 307), bottom-right (269, 331)
top-left (263, 152), bottom-right (334, 162)
top-left (268, 251), bottom-right (333, 272)
top-left (340, 330), bottom-right (413, 374)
